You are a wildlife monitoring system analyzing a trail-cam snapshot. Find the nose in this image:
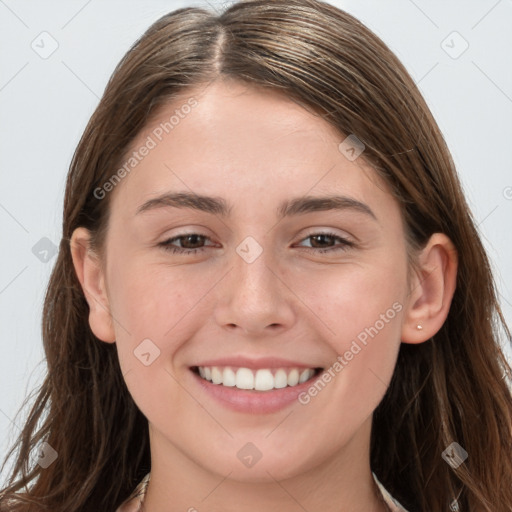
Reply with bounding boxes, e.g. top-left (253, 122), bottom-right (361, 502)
top-left (213, 242), bottom-right (295, 337)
